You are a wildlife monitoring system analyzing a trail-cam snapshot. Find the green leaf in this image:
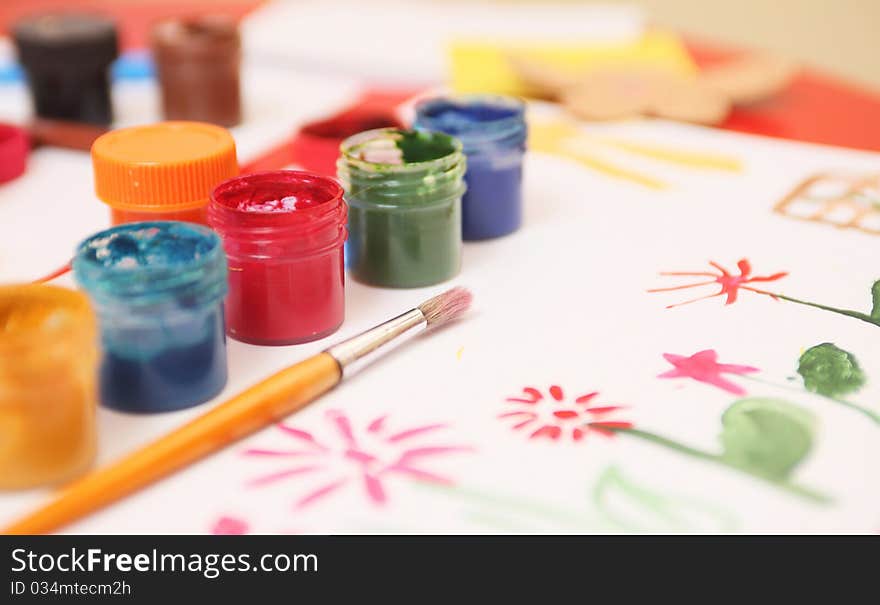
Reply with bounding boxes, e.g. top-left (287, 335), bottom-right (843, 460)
top-left (719, 398), bottom-right (815, 480)
top-left (872, 280), bottom-right (880, 320)
top-left (593, 466), bottom-right (739, 532)
top-left (797, 342), bottom-right (865, 397)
